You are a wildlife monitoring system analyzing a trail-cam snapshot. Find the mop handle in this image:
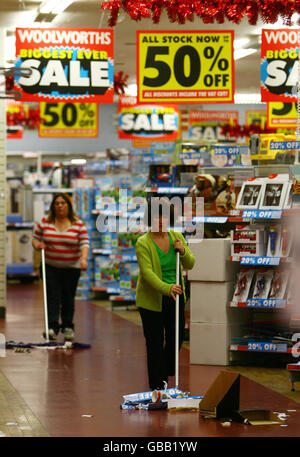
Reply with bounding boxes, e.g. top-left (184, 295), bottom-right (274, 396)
top-left (175, 250), bottom-right (180, 390)
top-left (41, 248), bottom-right (49, 341)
